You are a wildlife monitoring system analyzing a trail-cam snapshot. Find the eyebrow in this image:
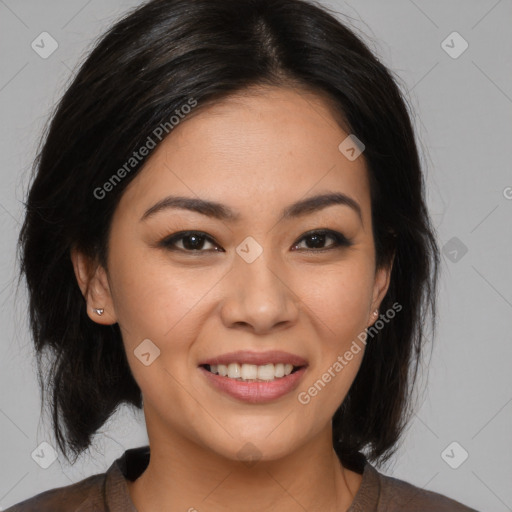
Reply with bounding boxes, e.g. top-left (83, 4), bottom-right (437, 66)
top-left (140, 191), bottom-right (362, 224)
